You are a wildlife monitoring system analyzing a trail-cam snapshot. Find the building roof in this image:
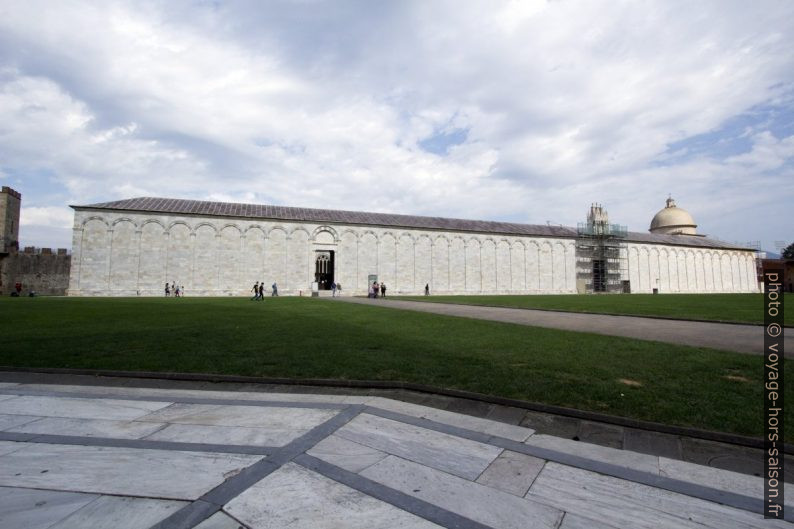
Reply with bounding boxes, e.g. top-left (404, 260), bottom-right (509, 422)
top-left (73, 196), bottom-right (751, 250)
